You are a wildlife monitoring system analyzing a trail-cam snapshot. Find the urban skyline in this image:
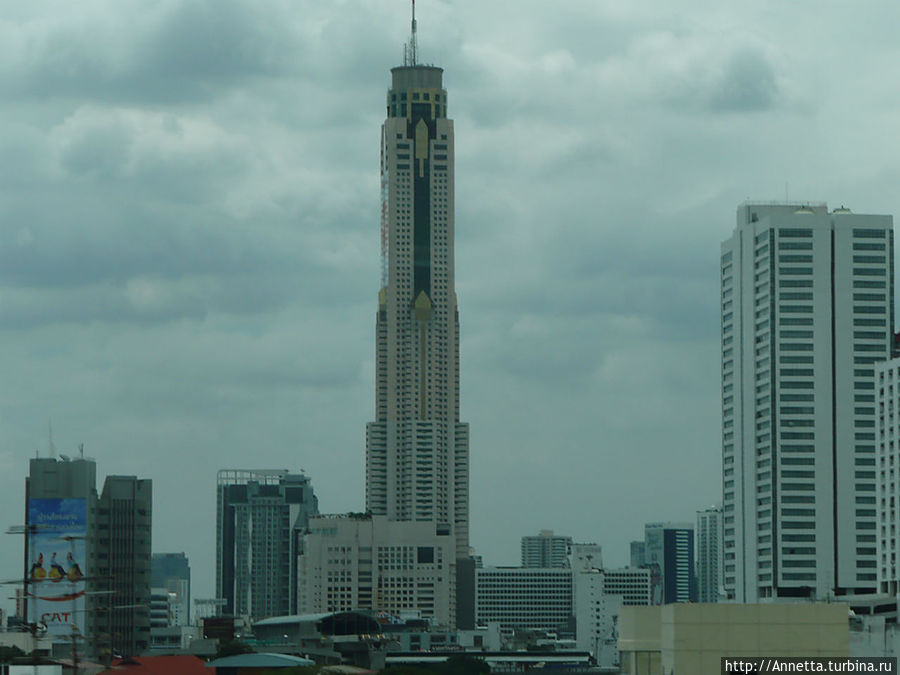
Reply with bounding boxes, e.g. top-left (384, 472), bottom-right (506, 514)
top-left (2, 1), bottom-right (900, 616)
